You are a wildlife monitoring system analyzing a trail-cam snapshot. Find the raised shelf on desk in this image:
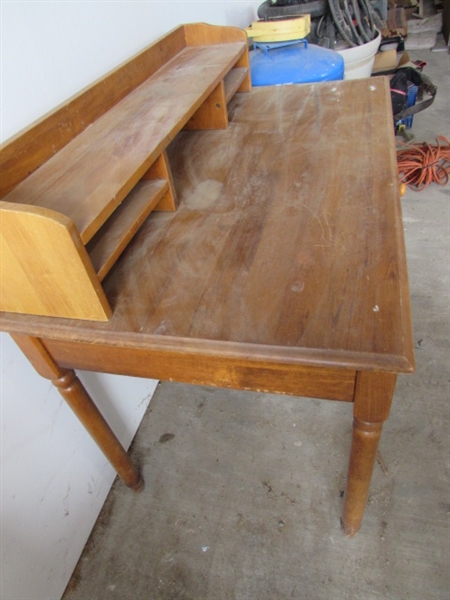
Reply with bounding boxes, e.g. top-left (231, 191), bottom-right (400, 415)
top-left (0, 23), bottom-right (251, 321)
top-left (3, 43), bottom-right (247, 245)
